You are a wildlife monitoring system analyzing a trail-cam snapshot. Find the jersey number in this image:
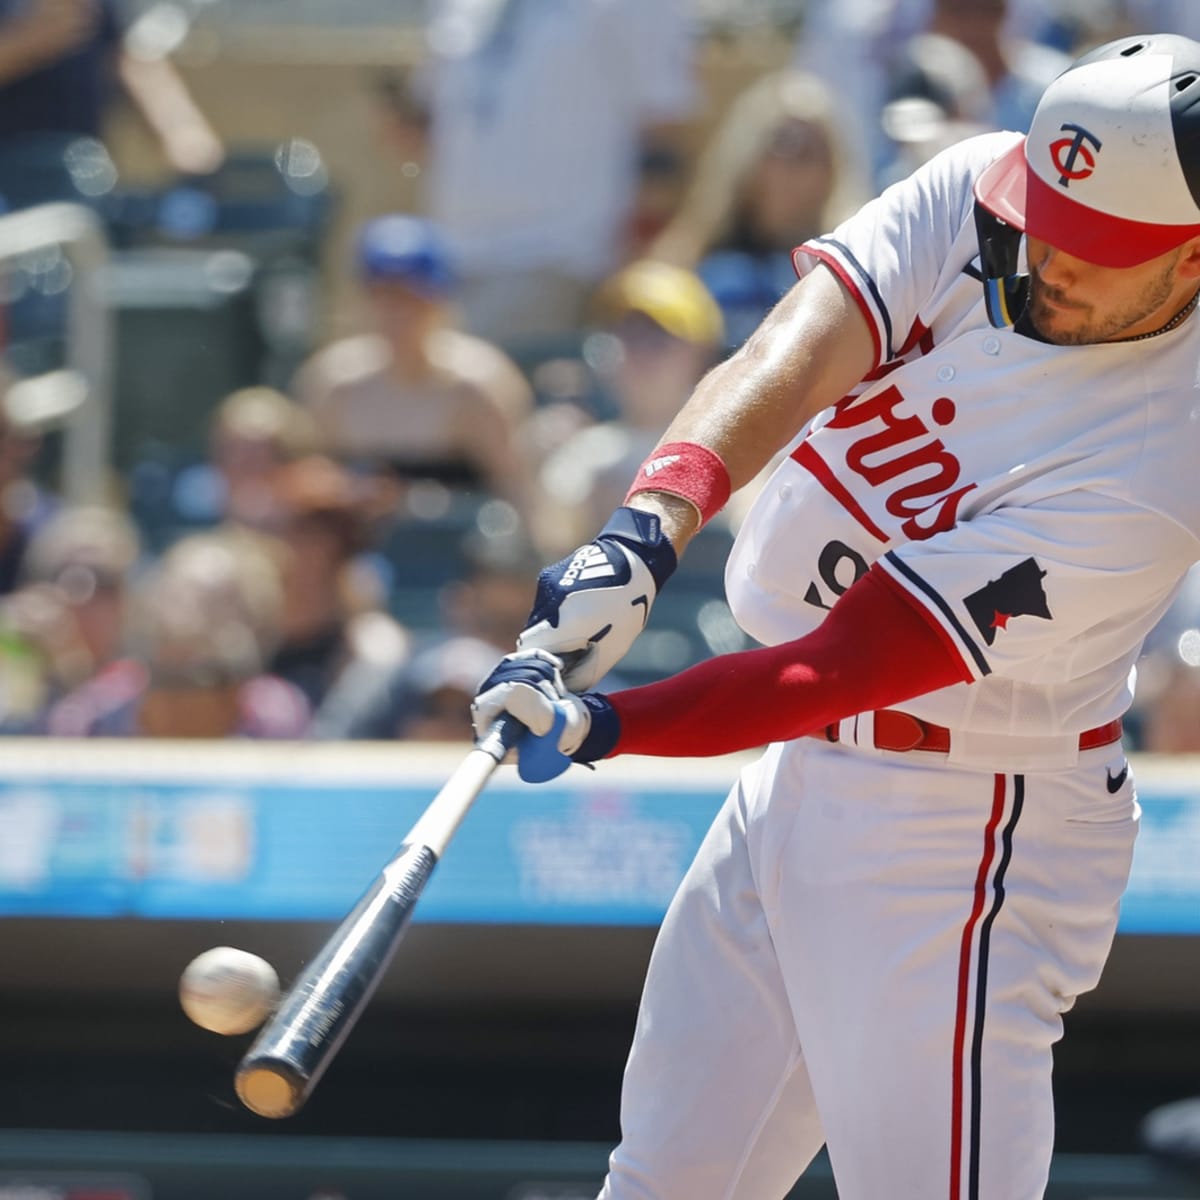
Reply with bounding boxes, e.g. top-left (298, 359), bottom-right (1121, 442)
top-left (804, 540), bottom-right (869, 611)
